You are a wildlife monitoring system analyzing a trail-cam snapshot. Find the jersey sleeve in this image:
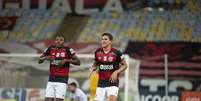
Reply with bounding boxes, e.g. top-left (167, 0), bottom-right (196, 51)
top-left (117, 50), bottom-right (124, 61)
top-left (68, 47), bottom-right (76, 57)
top-left (94, 49), bottom-right (99, 65)
top-left (42, 46), bottom-right (51, 56)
